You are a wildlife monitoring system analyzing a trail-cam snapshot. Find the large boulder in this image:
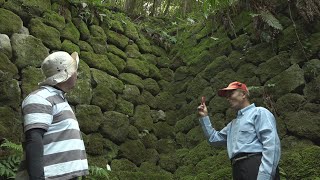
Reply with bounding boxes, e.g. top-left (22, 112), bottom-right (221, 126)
top-left (61, 21), bottom-right (80, 44)
top-left (265, 64), bottom-right (305, 98)
top-left (28, 18), bottom-right (61, 50)
top-left (87, 36), bottom-right (107, 54)
top-left (302, 59), bottom-right (320, 81)
top-left (0, 106), bottom-right (22, 142)
top-left (303, 75), bottom-right (320, 103)
top-left (101, 111), bottom-right (130, 143)
top-left (66, 79), bottom-right (92, 105)
top-left (11, 33), bottom-right (48, 69)
top-left (0, 34), bottom-right (12, 58)
top-left (105, 29), bottom-right (129, 49)
top-left (81, 52), bottom-right (119, 76)
top-left (119, 73), bottom-right (144, 89)
top-left (284, 111), bottom-right (320, 141)
top-left (275, 93), bottom-right (306, 116)
top-left (245, 43), bottom-right (276, 65)
top-left (42, 10), bottom-right (65, 31)
top-left (0, 52), bottom-right (18, 79)
top-left (72, 18), bottom-right (90, 40)
top-left (91, 84), bottom-right (117, 111)
top-left (256, 52), bottom-right (291, 83)
top-left (119, 140), bottom-right (146, 166)
top-left (133, 105), bottom-right (153, 132)
top-left (142, 78), bottom-right (160, 95)
top-left (0, 8), bottom-right (23, 36)
top-left (125, 58), bottom-right (149, 77)
top-left (61, 40), bottom-right (80, 54)
top-left (21, 67), bottom-right (44, 98)
top-left (76, 105), bottom-right (103, 133)
top-left (115, 97), bottom-right (134, 116)
top-left (107, 53), bottom-right (126, 72)
top-left (0, 79), bottom-right (20, 110)
top-left (91, 68), bottom-right (124, 94)
top-left (120, 85), bottom-right (140, 105)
